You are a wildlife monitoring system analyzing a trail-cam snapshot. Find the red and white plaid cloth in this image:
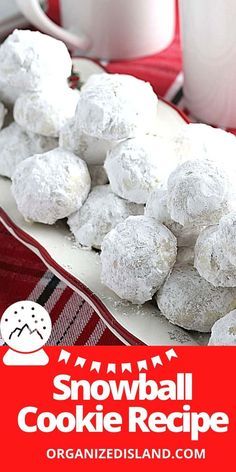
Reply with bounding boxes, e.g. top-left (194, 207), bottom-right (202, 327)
top-left (0, 0), bottom-right (188, 345)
